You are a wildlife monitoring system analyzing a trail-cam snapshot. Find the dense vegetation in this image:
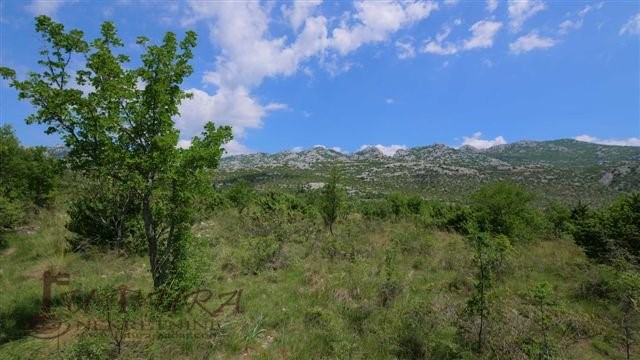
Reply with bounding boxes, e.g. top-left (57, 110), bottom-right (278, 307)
top-left (0, 125), bottom-right (59, 231)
